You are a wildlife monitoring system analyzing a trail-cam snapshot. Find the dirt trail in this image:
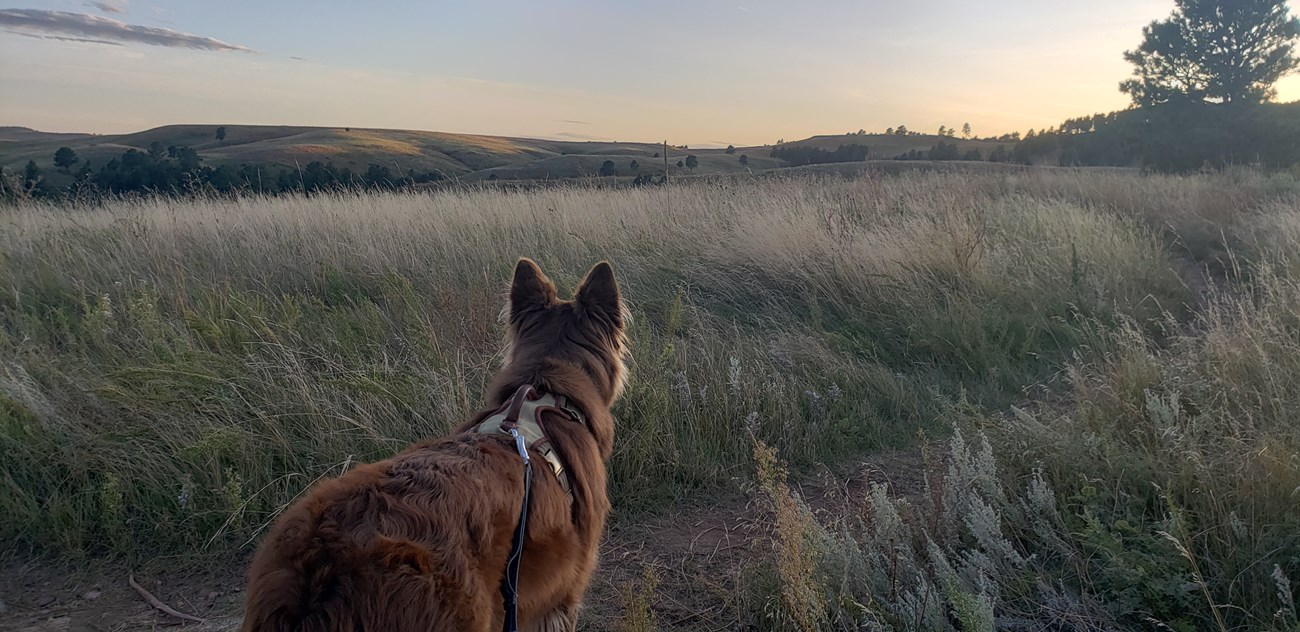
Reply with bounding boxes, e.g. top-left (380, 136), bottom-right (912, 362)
top-left (0, 448), bottom-right (925, 632)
